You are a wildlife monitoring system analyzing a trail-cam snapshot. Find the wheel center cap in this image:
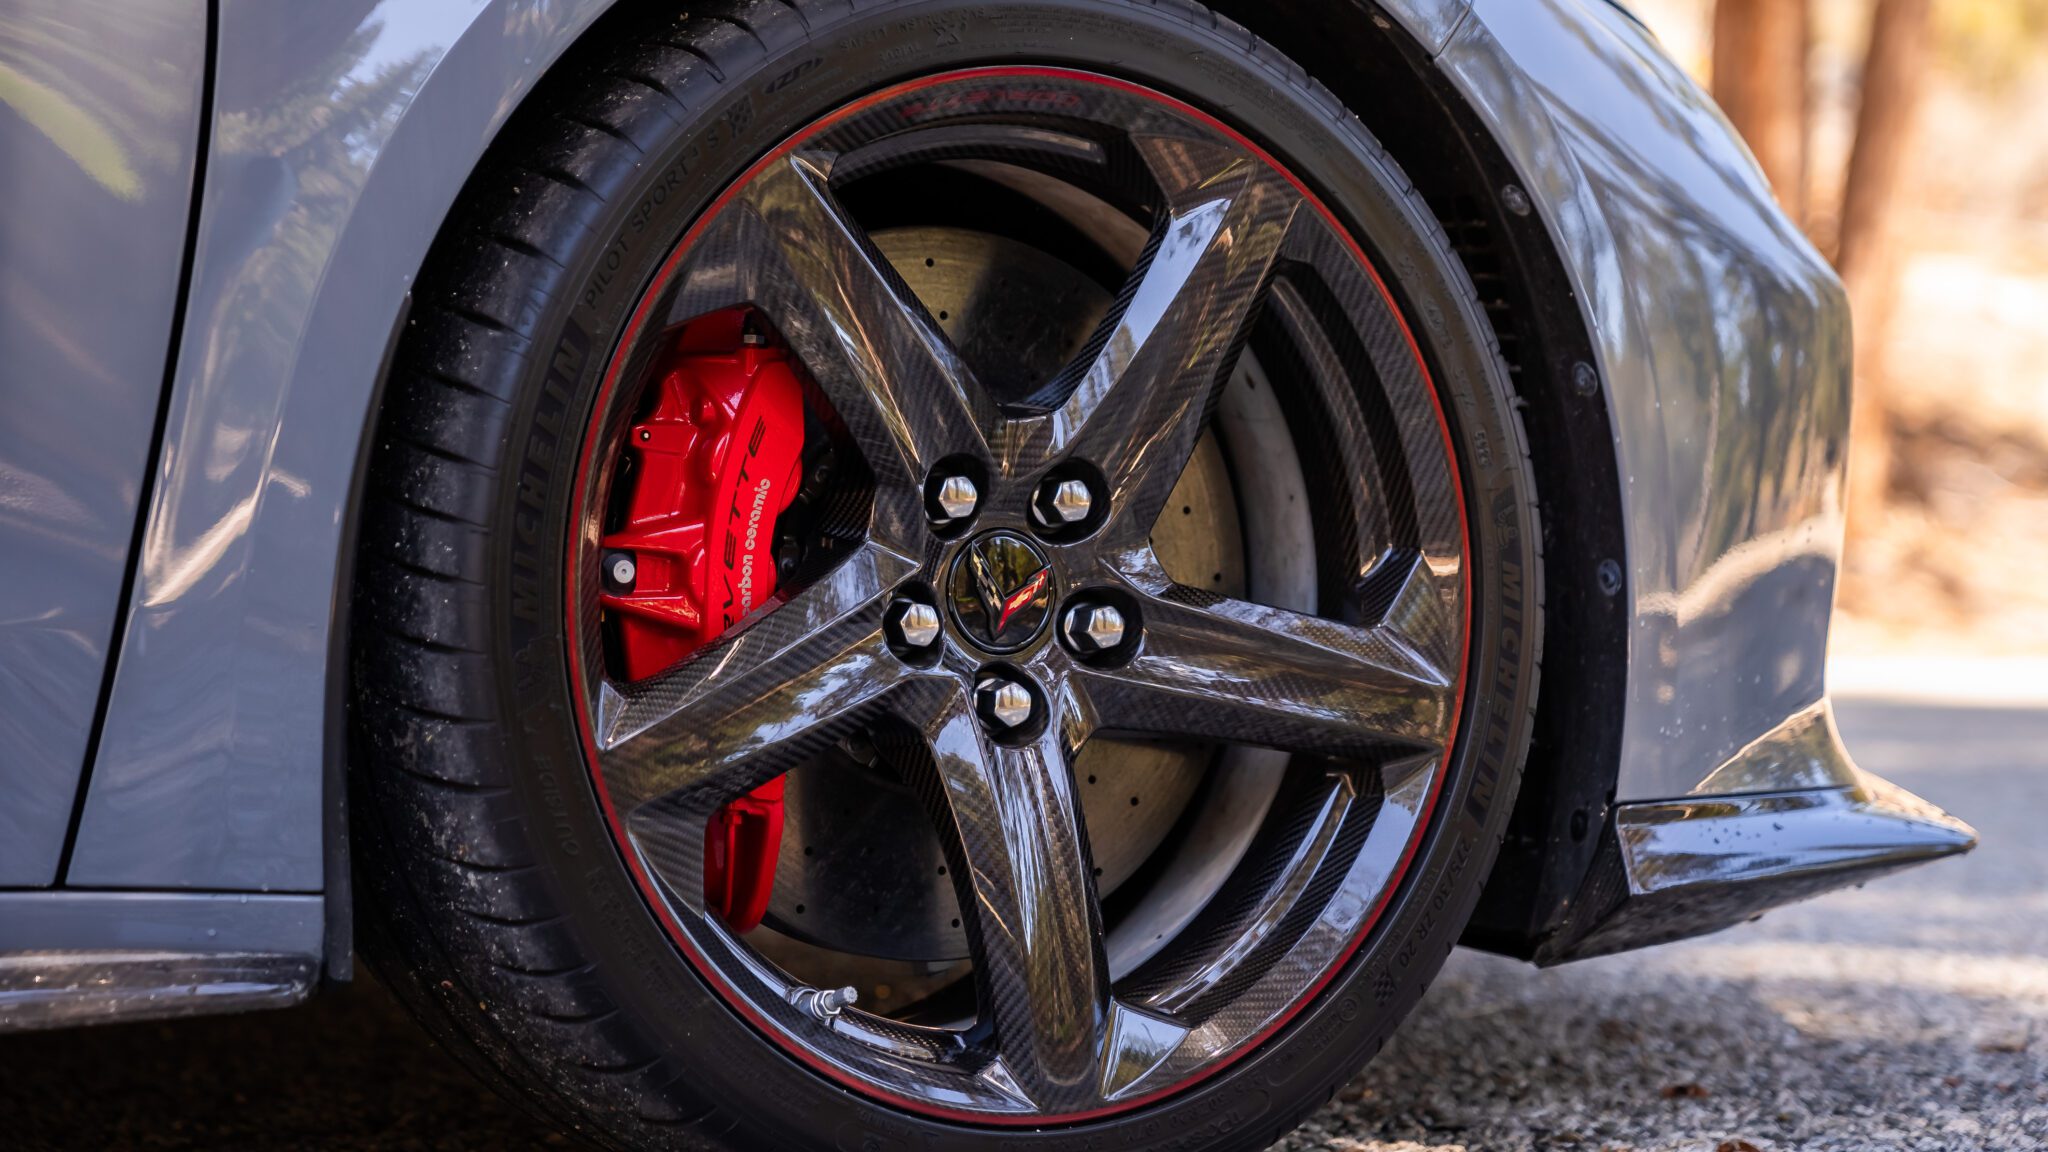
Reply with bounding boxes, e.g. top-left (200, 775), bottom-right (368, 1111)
top-left (948, 530), bottom-right (1055, 653)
